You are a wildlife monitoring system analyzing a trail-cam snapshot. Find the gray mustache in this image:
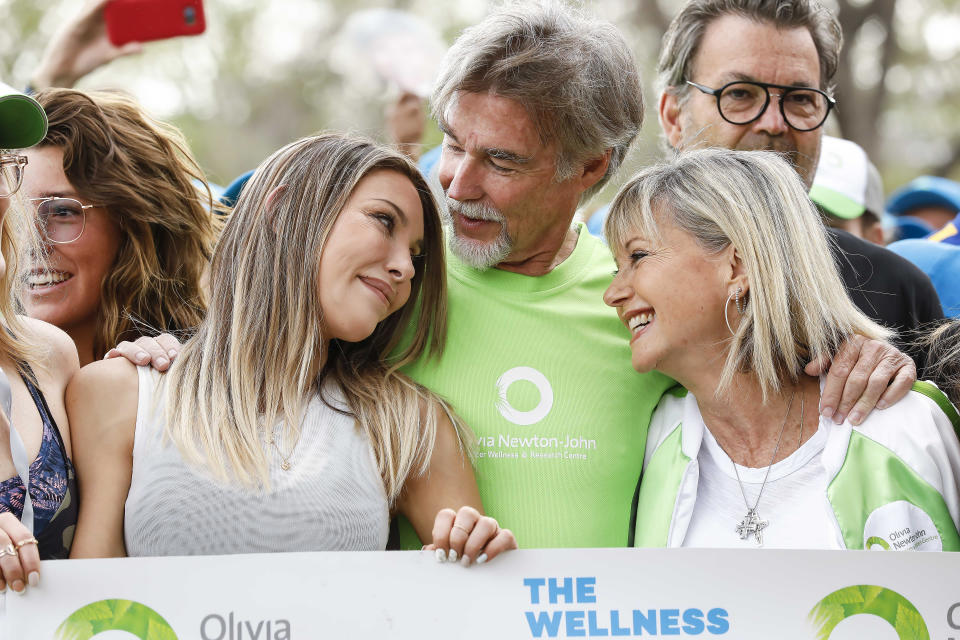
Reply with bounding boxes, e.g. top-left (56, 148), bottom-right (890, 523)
top-left (445, 197), bottom-right (505, 223)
